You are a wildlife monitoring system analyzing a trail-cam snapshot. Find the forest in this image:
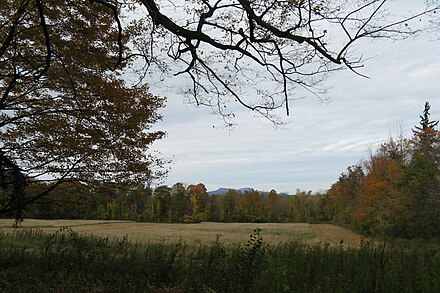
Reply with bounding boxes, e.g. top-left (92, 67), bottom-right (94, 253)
top-left (6, 102), bottom-right (438, 240)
